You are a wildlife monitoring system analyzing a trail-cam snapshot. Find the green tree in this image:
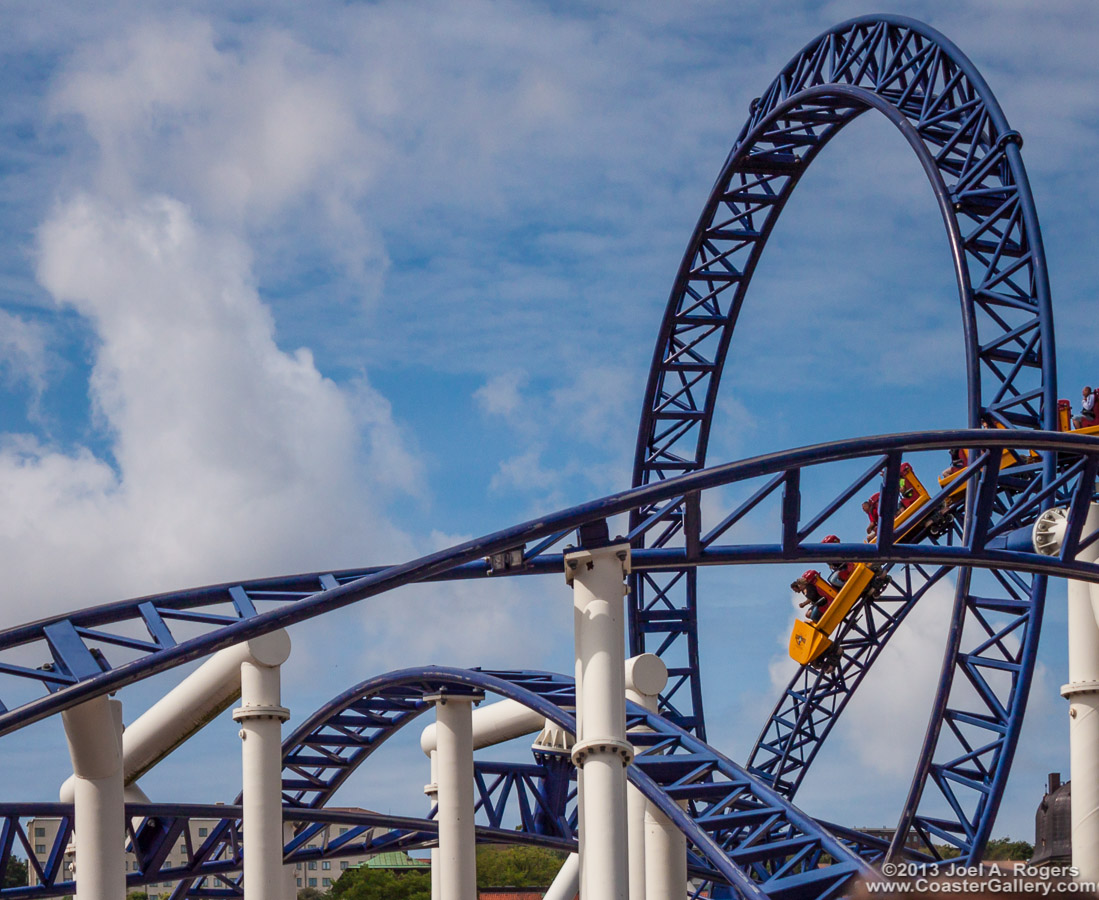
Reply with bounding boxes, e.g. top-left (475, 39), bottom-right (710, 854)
top-left (329, 866), bottom-right (430, 900)
top-left (3, 858), bottom-right (27, 888)
top-left (127, 892), bottom-right (149, 900)
top-left (298, 889), bottom-right (329, 900)
top-left (476, 844), bottom-right (568, 888)
top-left (984, 837), bottom-right (1034, 861)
